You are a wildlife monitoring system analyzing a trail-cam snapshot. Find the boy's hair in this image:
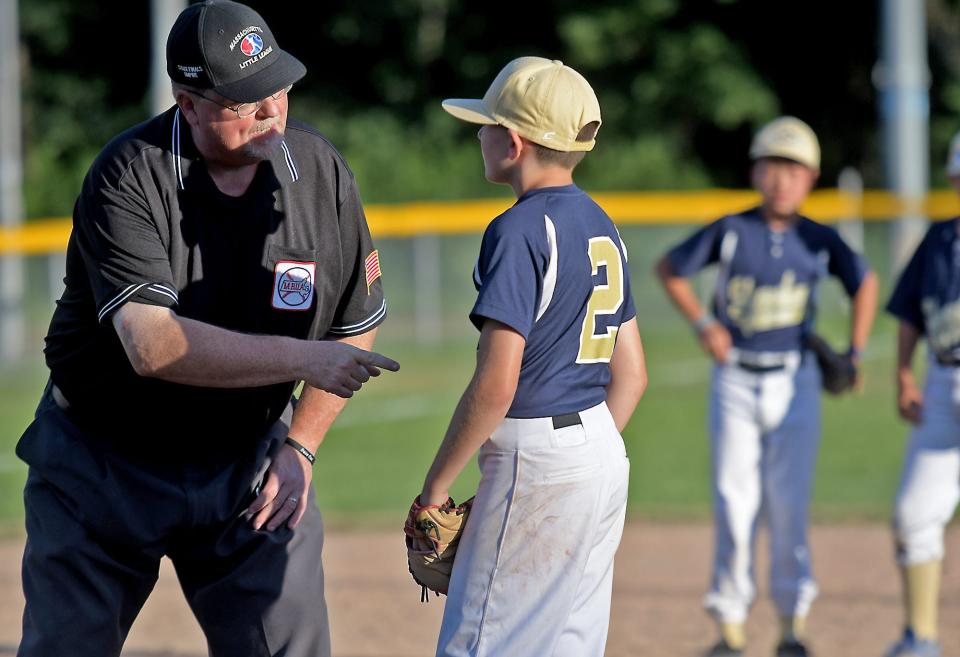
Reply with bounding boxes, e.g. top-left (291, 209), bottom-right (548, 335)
top-left (529, 121), bottom-right (600, 170)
